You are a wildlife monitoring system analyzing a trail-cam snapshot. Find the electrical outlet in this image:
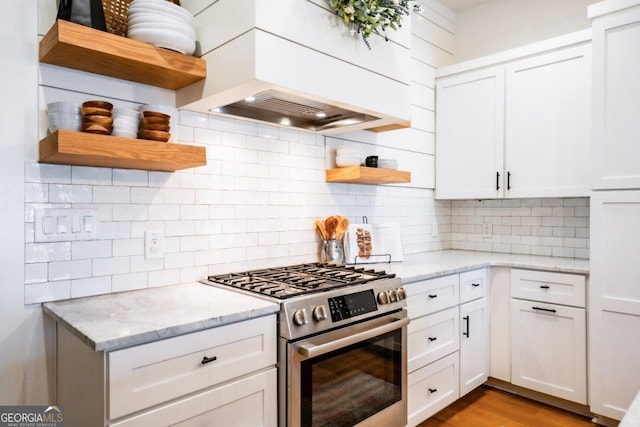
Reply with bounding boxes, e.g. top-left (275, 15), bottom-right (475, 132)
top-left (145, 230), bottom-right (164, 259)
top-left (482, 222), bottom-right (493, 238)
